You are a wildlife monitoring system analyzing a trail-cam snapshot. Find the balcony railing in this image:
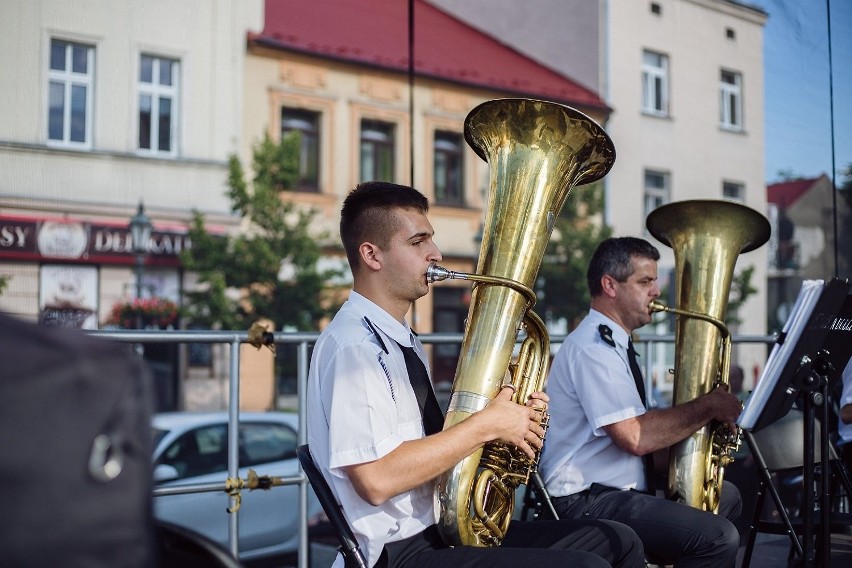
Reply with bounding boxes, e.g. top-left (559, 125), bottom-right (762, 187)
top-left (91, 328), bottom-right (776, 567)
